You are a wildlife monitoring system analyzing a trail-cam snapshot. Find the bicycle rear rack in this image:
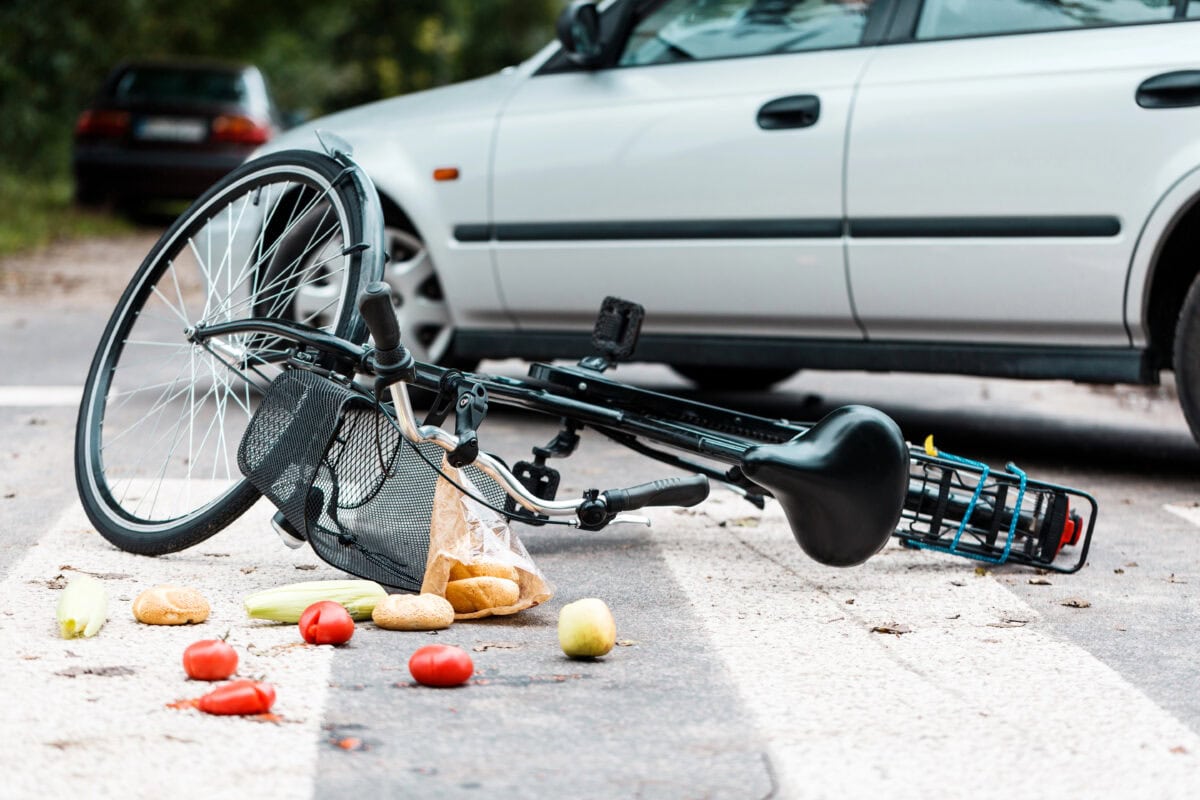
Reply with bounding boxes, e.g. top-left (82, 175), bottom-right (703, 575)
top-left (895, 449), bottom-right (1096, 573)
